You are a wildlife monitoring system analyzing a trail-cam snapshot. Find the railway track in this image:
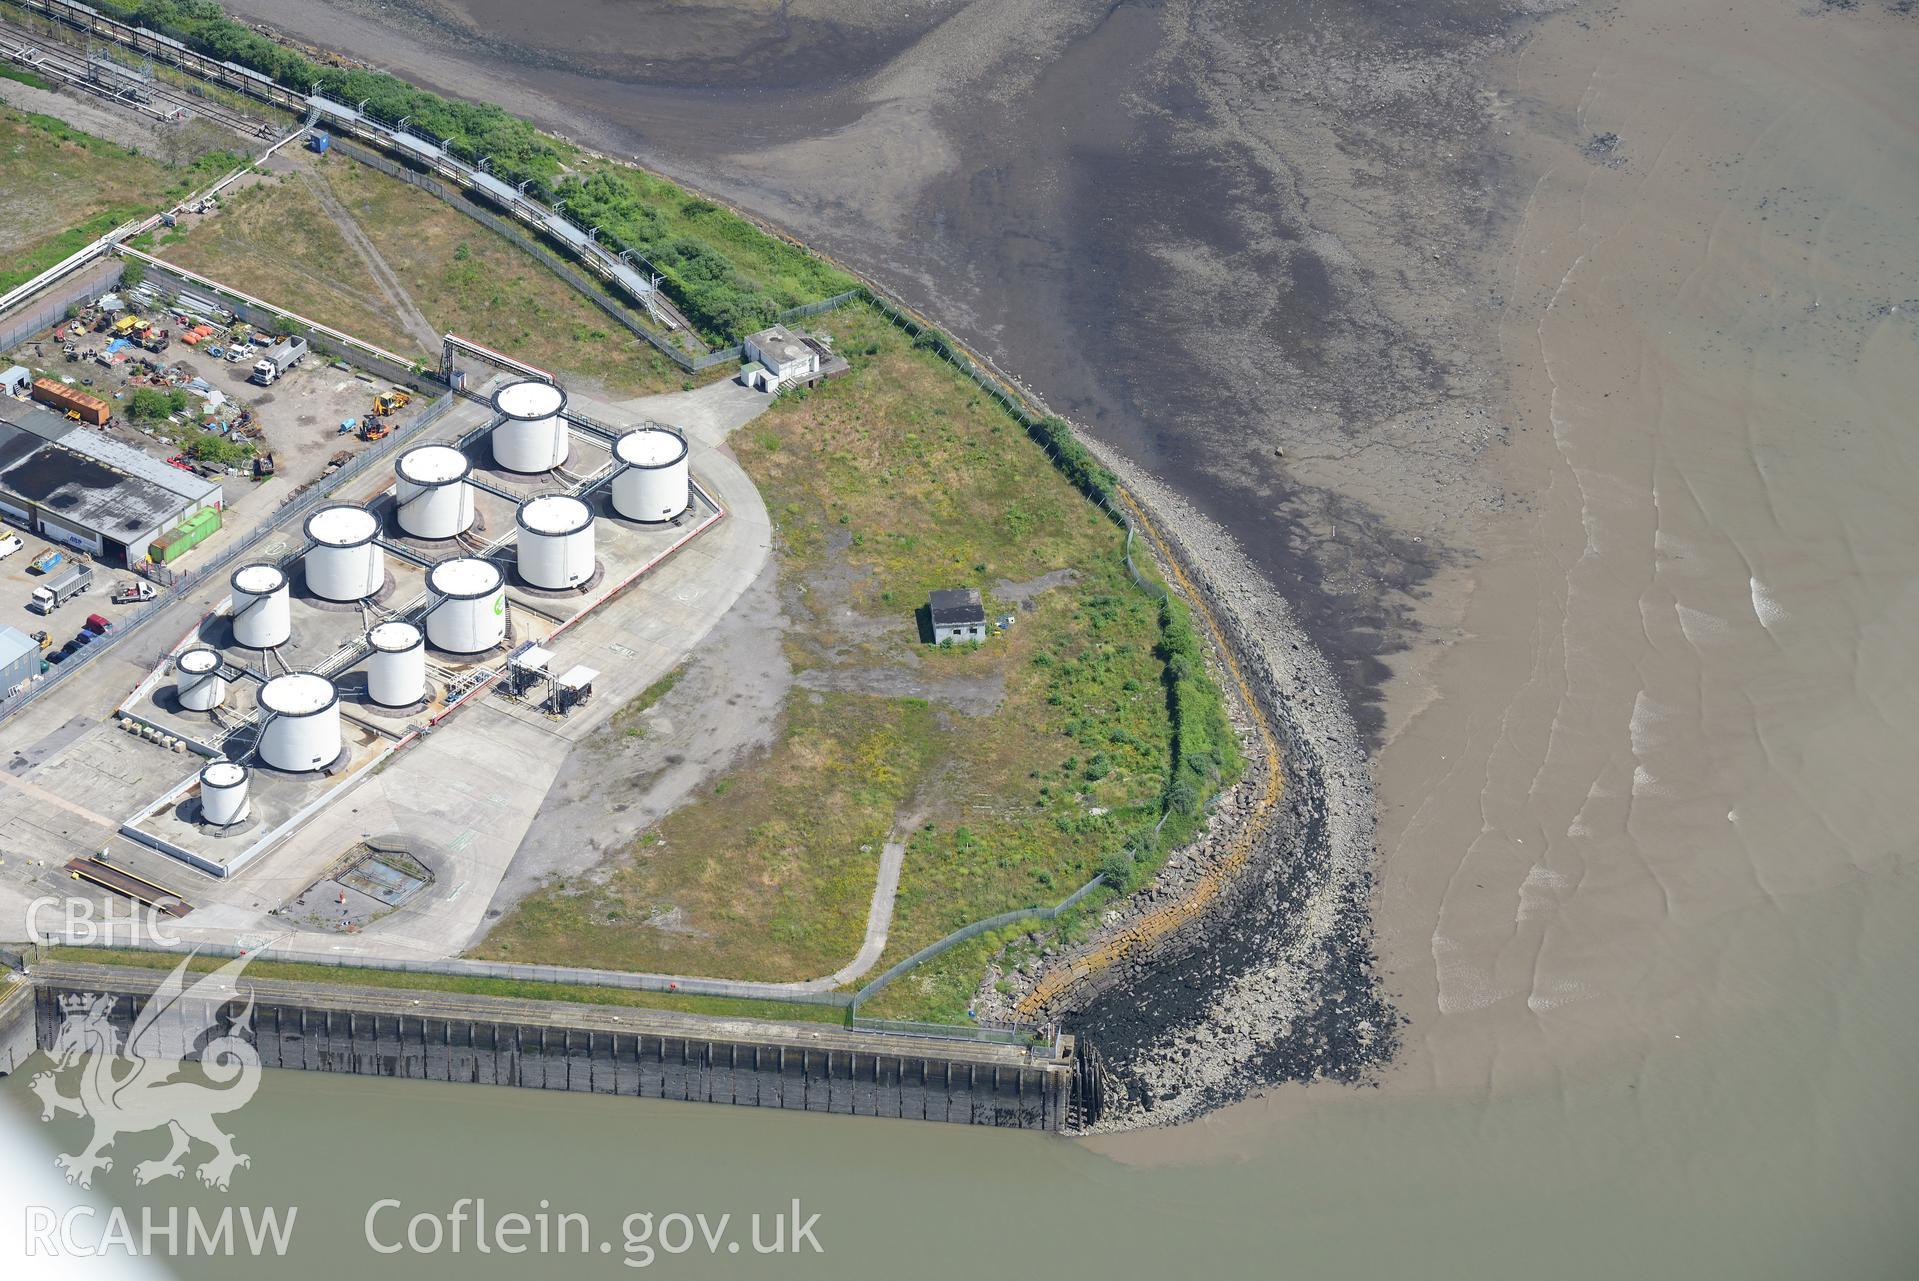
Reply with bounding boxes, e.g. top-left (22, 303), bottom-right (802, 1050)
top-left (0, 18), bottom-right (275, 136)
